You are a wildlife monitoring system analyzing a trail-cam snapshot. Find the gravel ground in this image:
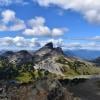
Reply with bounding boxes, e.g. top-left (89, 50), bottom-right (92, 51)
top-left (68, 78), bottom-right (100, 100)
